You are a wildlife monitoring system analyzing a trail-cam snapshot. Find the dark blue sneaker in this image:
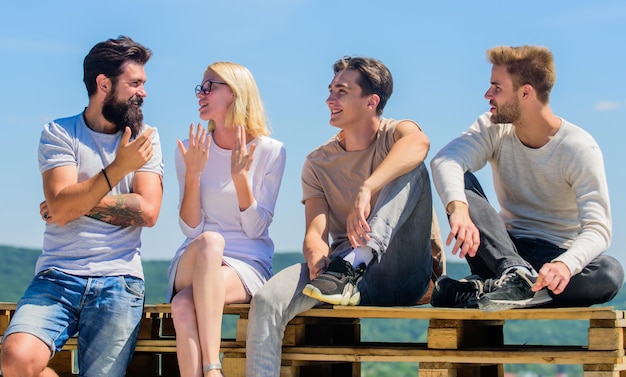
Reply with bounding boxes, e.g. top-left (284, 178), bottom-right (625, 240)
top-left (478, 269), bottom-right (552, 312)
top-left (430, 275), bottom-right (484, 308)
